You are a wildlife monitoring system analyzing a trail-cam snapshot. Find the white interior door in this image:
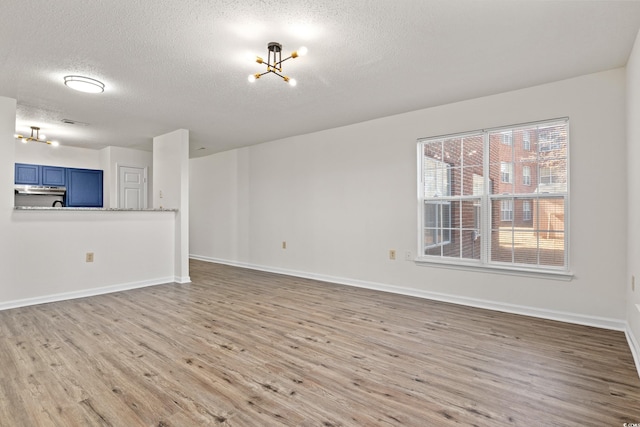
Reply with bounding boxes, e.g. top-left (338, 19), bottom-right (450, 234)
top-left (118, 166), bottom-right (147, 209)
